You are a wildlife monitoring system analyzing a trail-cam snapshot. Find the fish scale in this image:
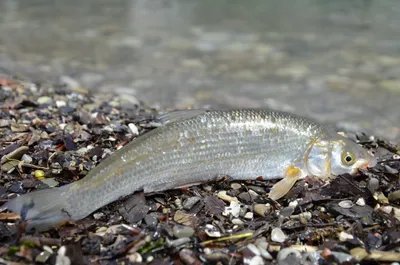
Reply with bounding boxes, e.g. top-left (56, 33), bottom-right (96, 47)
top-left (6, 108), bottom-right (374, 232)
